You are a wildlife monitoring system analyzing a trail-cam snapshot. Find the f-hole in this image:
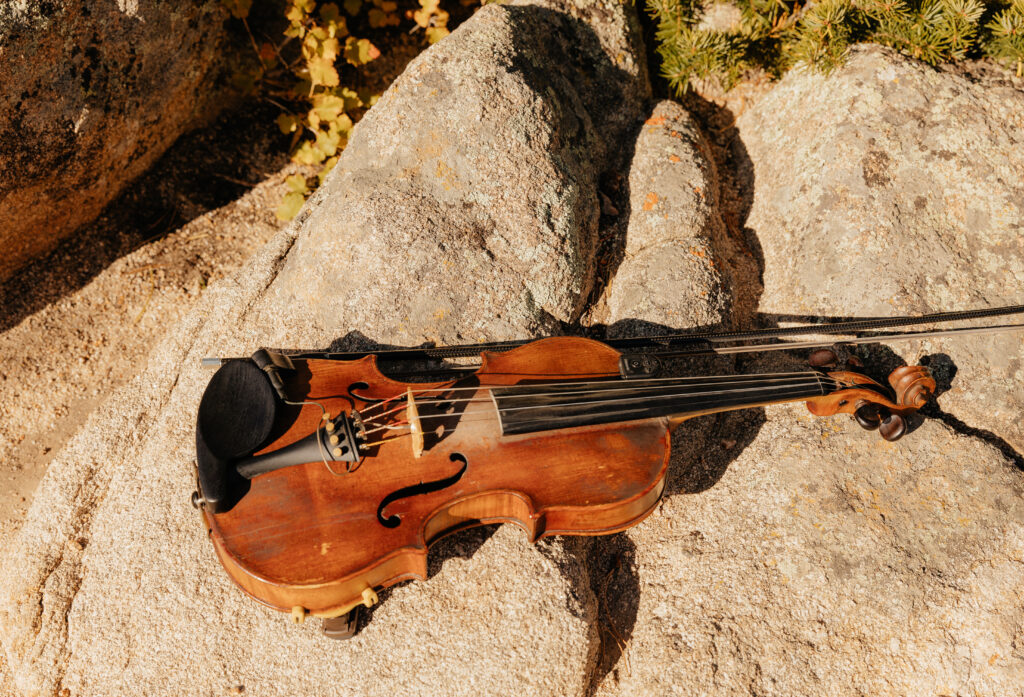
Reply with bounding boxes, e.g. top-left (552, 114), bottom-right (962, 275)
top-left (376, 453), bottom-right (469, 529)
top-left (348, 381), bottom-right (384, 404)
